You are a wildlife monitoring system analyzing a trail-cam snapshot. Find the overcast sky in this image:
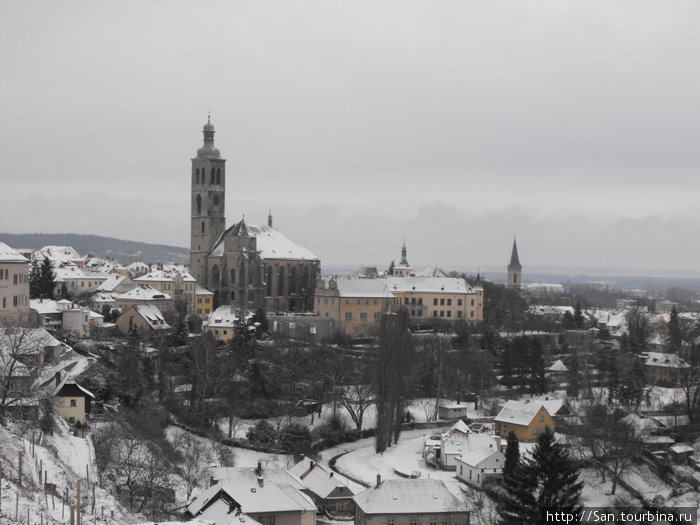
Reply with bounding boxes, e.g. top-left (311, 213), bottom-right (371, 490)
top-left (1, 1), bottom-right (698, 275)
